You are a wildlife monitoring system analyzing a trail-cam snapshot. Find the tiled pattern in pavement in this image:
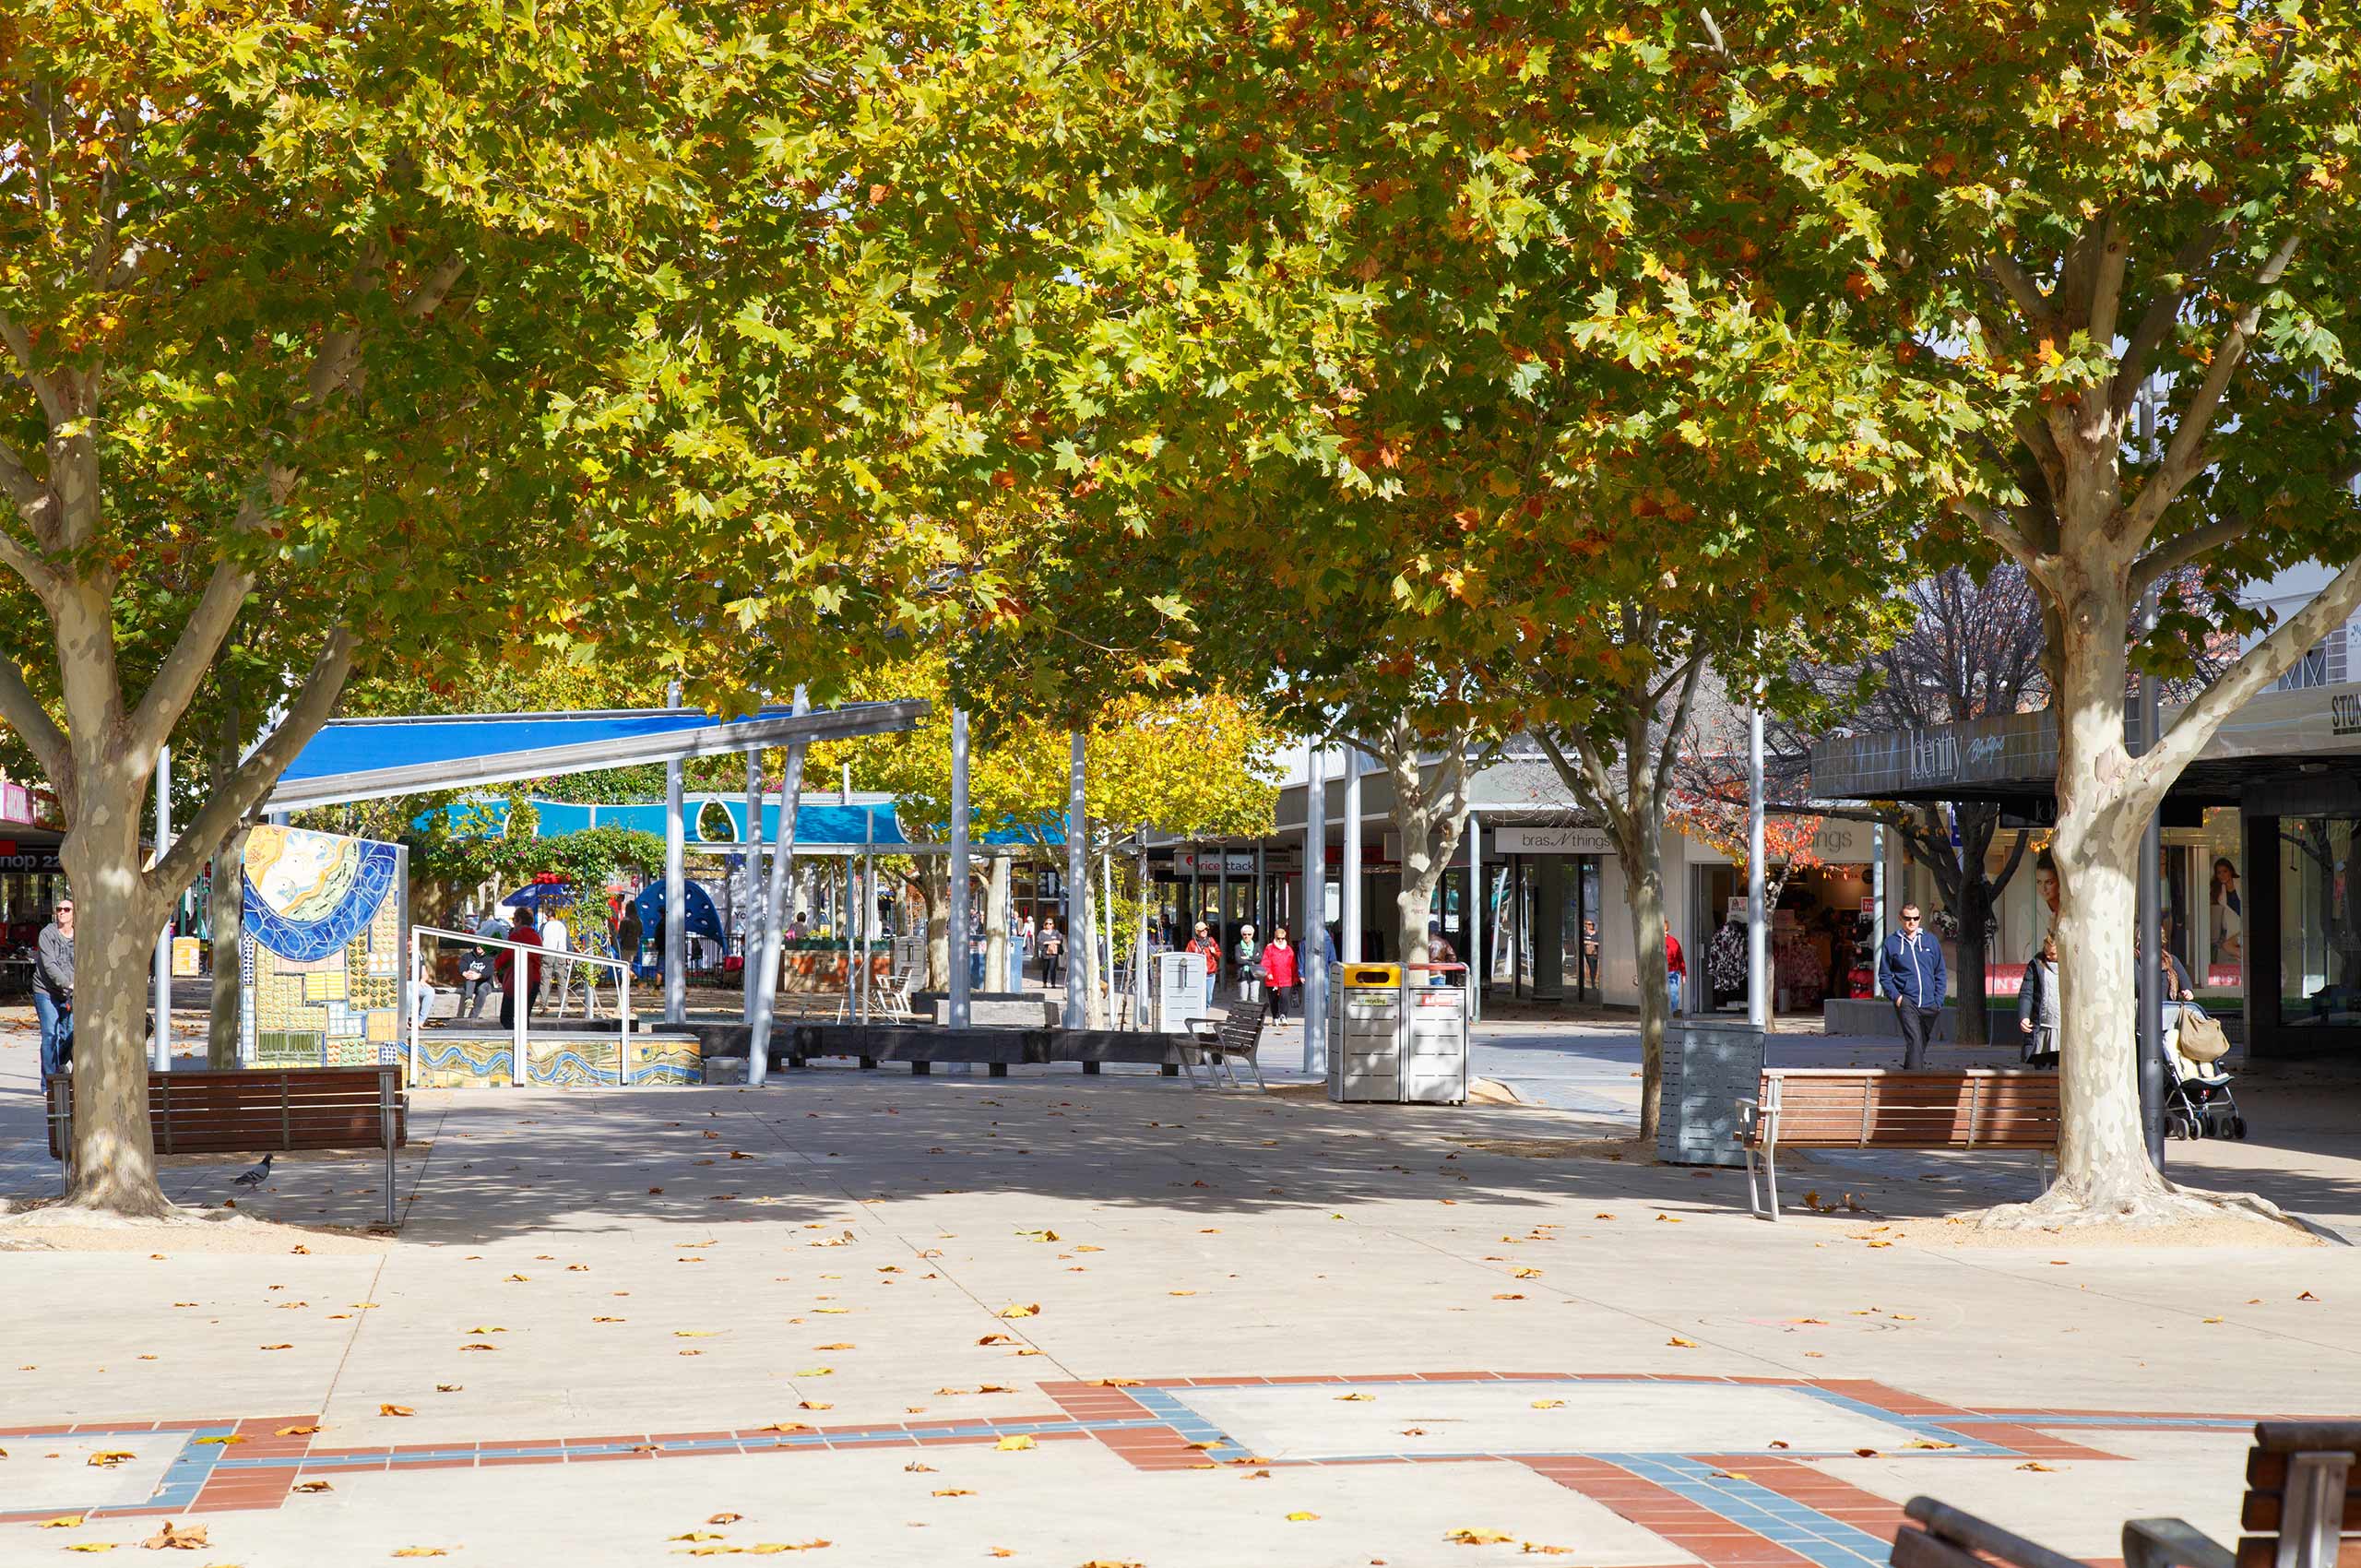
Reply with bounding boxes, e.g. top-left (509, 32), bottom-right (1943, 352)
top-left (6, 1372), bottom-right (2295, 1568)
